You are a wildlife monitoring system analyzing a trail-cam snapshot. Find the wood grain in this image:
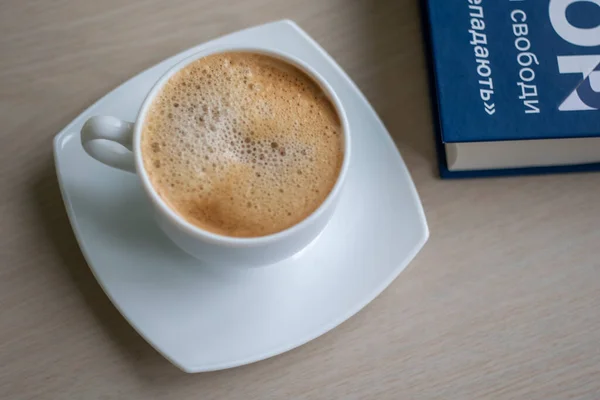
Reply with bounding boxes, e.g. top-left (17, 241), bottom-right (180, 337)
top-left (1, 0), bottom-right (600, 399)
